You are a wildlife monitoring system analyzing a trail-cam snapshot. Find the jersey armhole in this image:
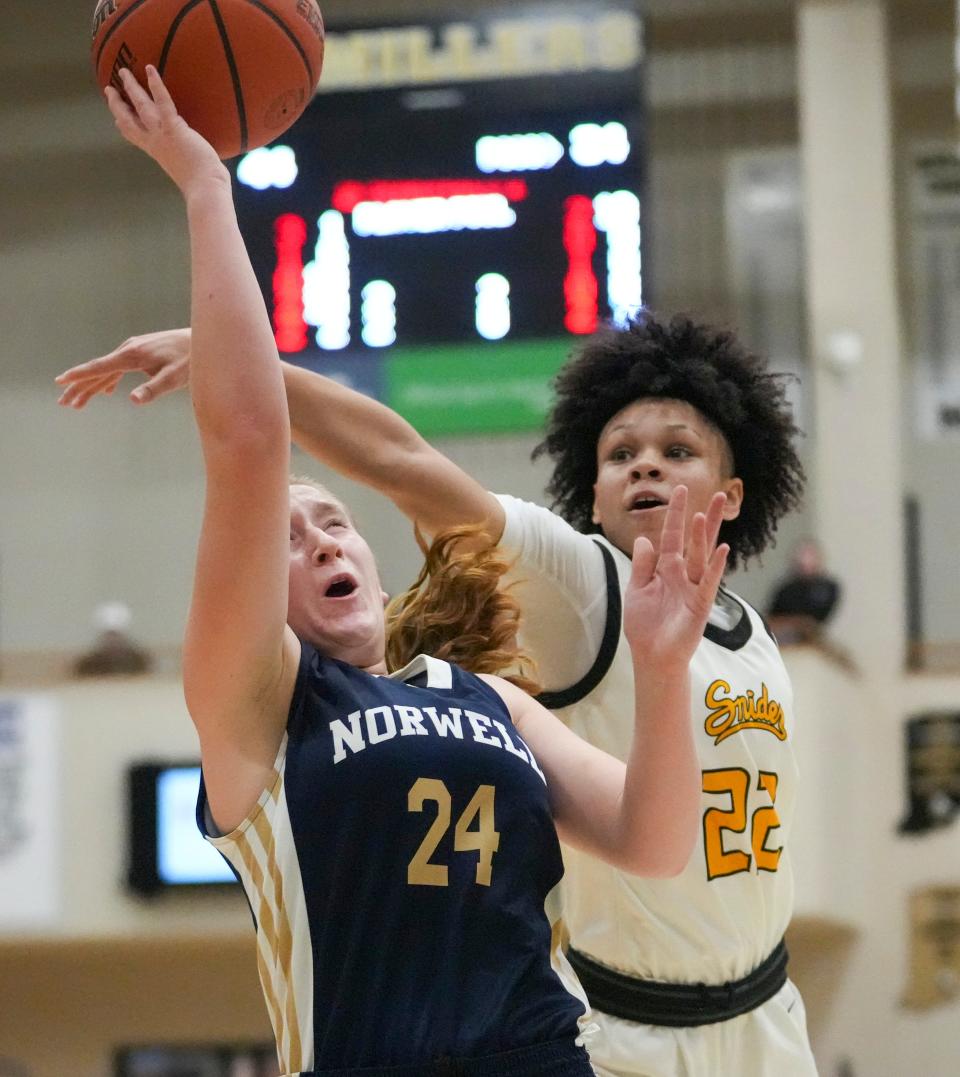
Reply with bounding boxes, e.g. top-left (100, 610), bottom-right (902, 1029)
top-left (703, 587), bottom-right (755, 651)
top-left (535, 540), bottom-right (621, 711)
